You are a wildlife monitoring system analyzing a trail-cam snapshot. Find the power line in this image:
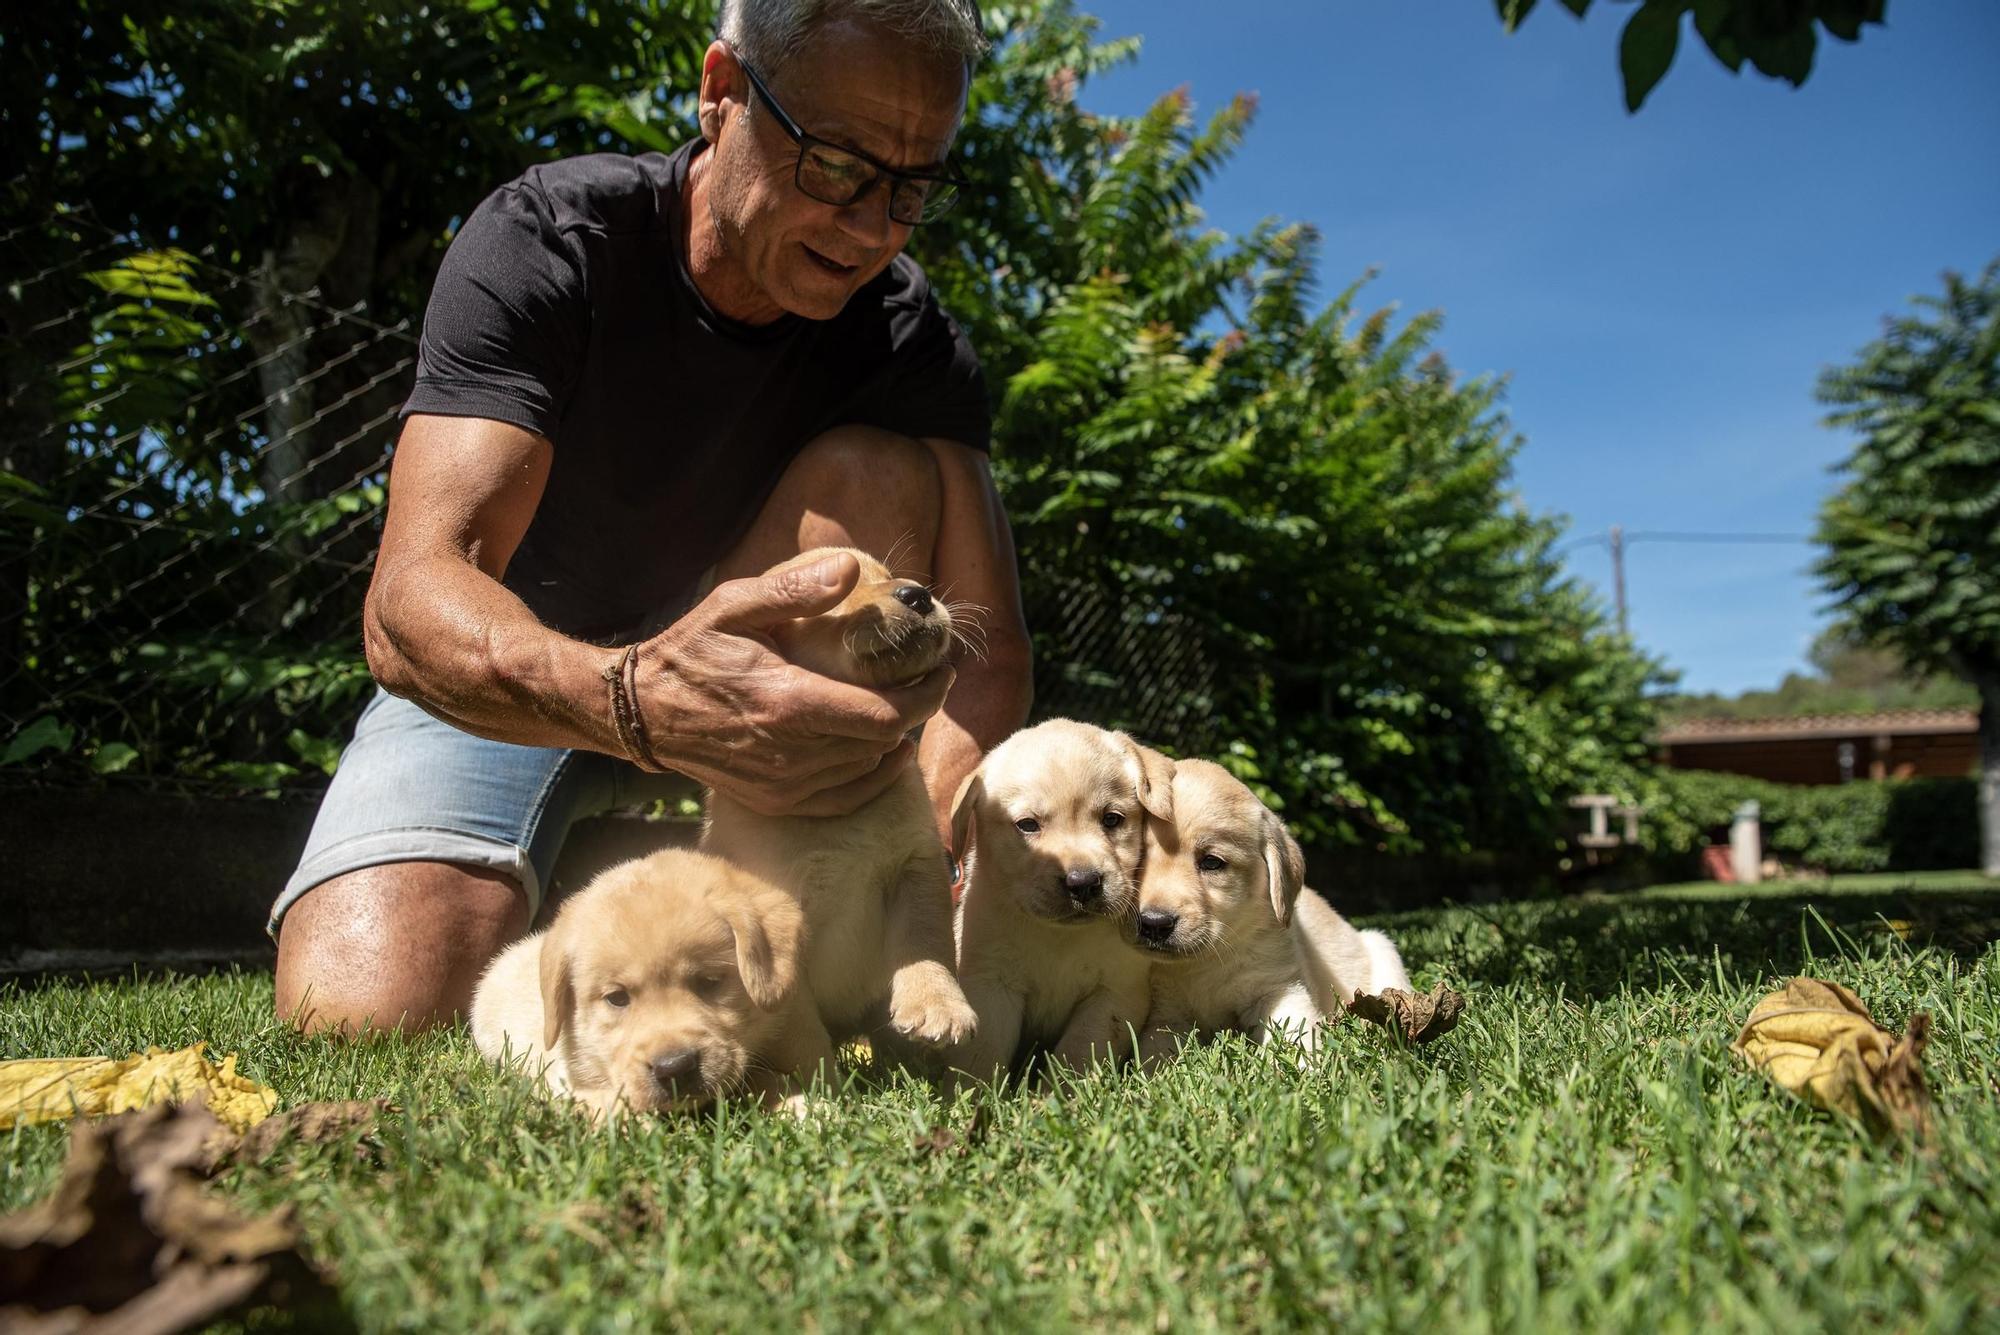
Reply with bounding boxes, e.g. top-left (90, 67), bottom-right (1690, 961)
top-left (1557, 529), bottom-right (1816, 637)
